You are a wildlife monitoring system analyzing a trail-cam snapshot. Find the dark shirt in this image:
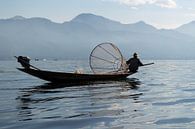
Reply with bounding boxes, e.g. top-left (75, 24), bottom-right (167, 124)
top-left (126, 58), bottom-right (143, 72)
